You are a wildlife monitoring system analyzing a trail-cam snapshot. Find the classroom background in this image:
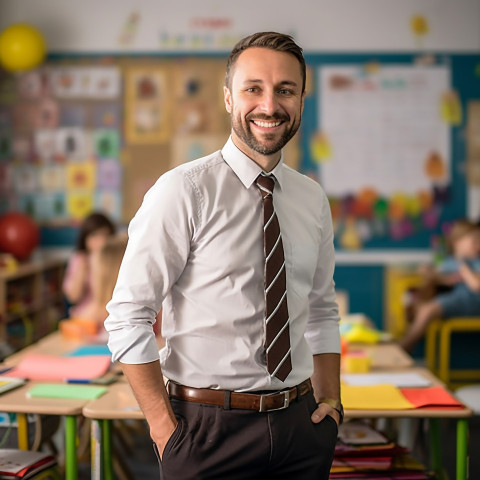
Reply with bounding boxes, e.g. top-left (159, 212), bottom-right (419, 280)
top-left (0, 1), bottom-right (479, 478)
